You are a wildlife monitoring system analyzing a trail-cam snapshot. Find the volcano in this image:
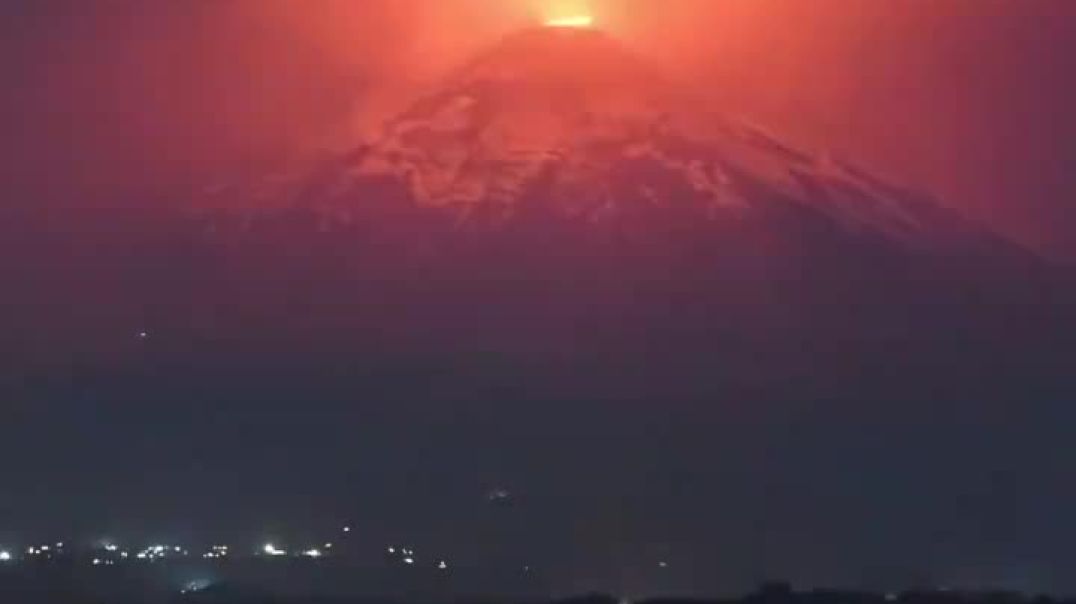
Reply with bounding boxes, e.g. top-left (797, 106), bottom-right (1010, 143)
top-left (5, 26), bottom-right (1072, 400)
top-left (248, 27), bottom-right (1013, 257)
top-left (170, 27), bottom-right (1069, 393)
